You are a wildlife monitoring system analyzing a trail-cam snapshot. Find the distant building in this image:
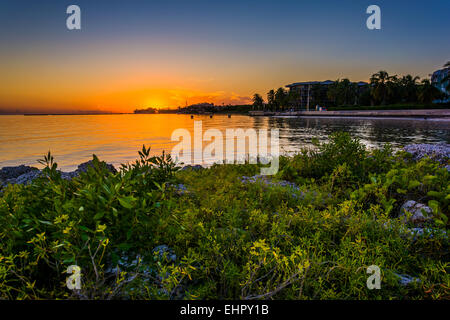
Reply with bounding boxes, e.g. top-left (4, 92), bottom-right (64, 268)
top-left (431, 67), bottom-right (449, 101)
top-left (286, 80), bottom-right (368, 110)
